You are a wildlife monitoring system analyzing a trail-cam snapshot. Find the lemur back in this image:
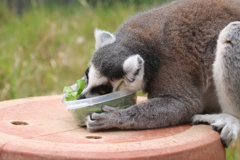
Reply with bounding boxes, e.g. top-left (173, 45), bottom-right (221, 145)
top-left (114, 0), bottom-right (240, 96)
